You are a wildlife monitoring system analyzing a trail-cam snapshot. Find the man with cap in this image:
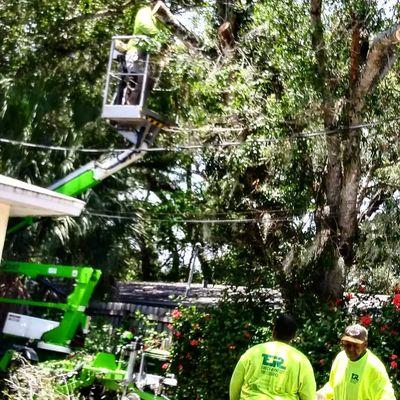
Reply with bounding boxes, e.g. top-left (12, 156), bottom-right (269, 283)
top-left (317, 324), bottom-right (395, 400)
top-left (230, 314), bottom-right (316, 400)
